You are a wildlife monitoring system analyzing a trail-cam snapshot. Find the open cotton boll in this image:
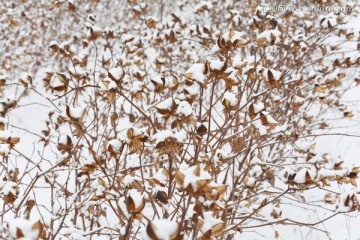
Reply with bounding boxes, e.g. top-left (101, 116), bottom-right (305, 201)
top-left (152, 220), bottom-right (179, 239)
top-left (173, 130), bottom-right (187, 142)
top-left (209, 59), bottom-right (225, 70)
top-left (156, 97), bottom-right (174, 110)
top-left (152, 168), bottom-right (169, 185)
top-left (128, 189), bottom-right (145, 210)
top-left (252, 119), bottom-right (267, 135)
top-left (0, 181), bottom-right (17, 197)
top-left (223, 91), bottom-right (238, 107)
top-left (181, 165), bottom-right (212, 191)
top-left (8, 218), bottom-right (43, 240)
top-left (252, 102), bottom-right (264, 113)
top-left (257, 29), bottom-right (281, 42)
top-left (184, 63), bottom-right (206, 83)
top-left (294, 168), bottom-right (316, 184)
top-left (142, 219), bottom-right (180, 240)
top-left (107, 80), bottom-right (117, 90)
top-left (108, 138), bottom-right (123, 152)
top-left (151, 130), bottom-right (174, 144)
top-left (69, 106), bottom-right (85, 119)
top-left (108, 67), bottom-right (124, 81)
top-left (176, 101), bottom-right (192, 116)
